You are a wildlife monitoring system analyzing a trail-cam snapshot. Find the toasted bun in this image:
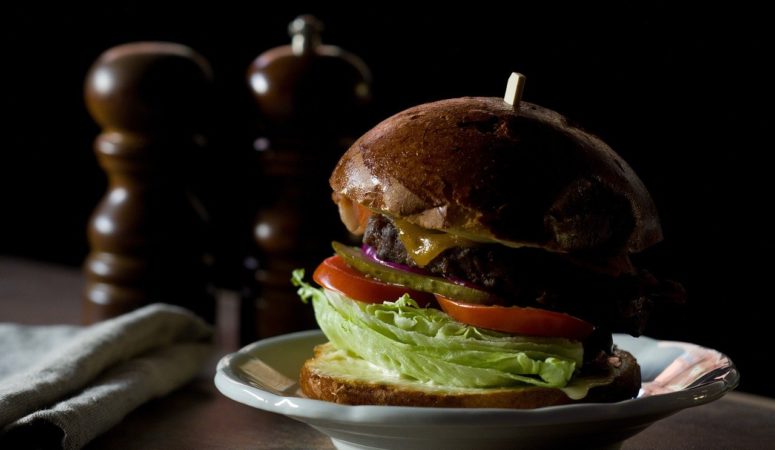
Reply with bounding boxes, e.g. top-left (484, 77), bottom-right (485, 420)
top-left (331, 97), bottom-right (661, 254)
top-left (300, 343), bottom-right (641, 408)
